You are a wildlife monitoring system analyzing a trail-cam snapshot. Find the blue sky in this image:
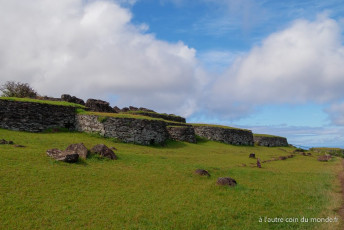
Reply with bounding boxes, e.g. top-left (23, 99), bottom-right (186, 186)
top-left (1, 0), bottom-right (344, 147)
top-left (128, 0), bottom-right (344, 147)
